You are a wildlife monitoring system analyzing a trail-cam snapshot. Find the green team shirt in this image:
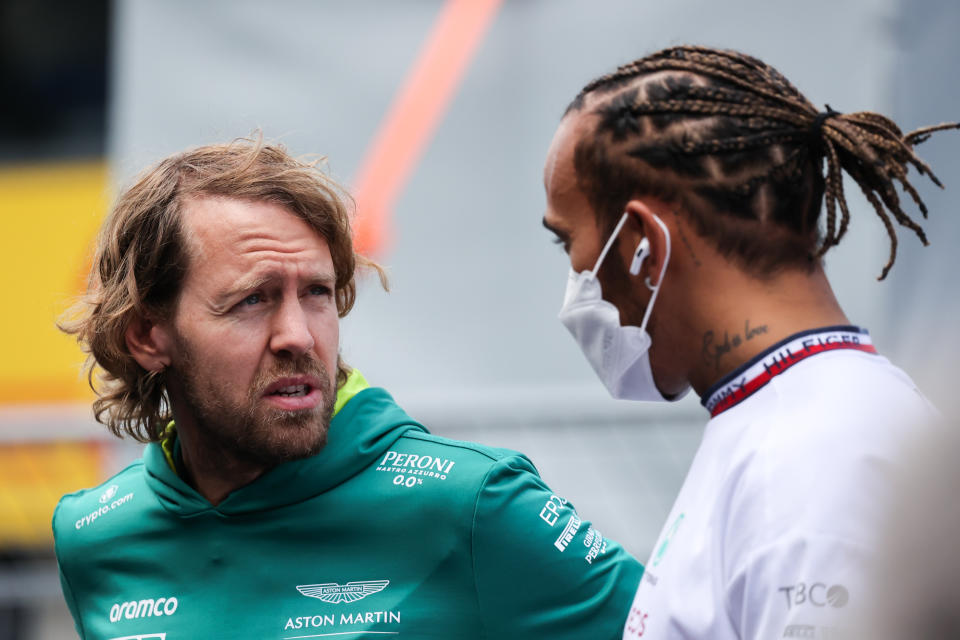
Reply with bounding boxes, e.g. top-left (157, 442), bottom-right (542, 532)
top-left (53, 374), bottom-right (643, 639)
